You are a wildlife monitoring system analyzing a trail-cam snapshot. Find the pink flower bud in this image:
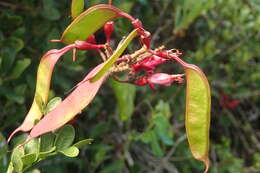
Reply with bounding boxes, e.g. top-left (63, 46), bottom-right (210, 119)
top-left (147, 73), bottom-right (184, 86)
top-left (104, 21), bottom-right (114, 44)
